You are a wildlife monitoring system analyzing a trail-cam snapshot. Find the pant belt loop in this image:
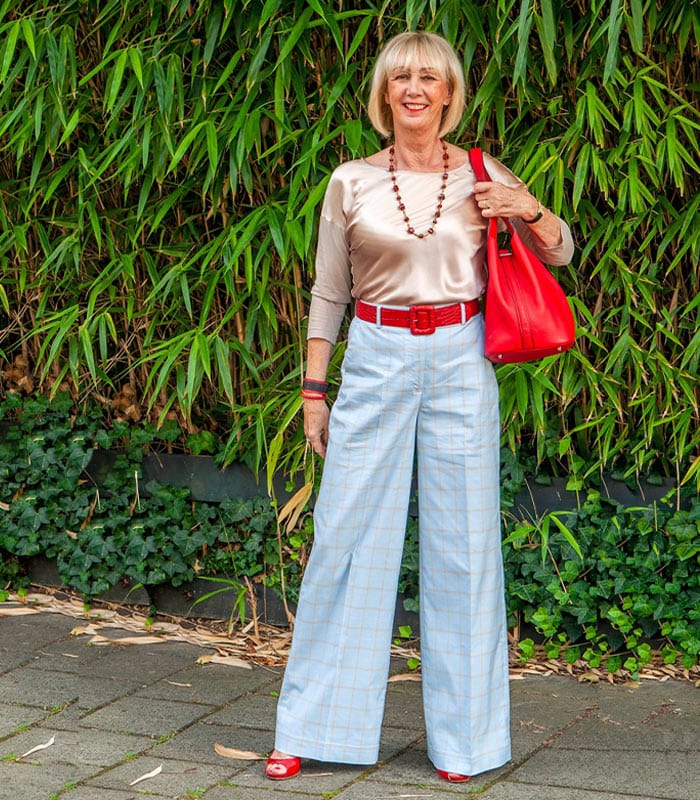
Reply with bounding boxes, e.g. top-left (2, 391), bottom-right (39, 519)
top-left (376, 305), bottom-right (382, 328)
top-left (460, 302), bottom-right (466, 324)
